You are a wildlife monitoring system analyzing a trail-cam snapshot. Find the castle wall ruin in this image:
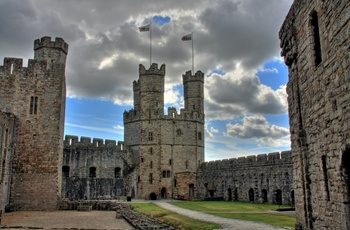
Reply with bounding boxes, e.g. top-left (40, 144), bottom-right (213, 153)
top-left (197, 151), bottom-right (294, 205)
top-left (280, 0), bottom-right (350, 229)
